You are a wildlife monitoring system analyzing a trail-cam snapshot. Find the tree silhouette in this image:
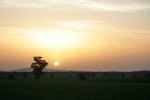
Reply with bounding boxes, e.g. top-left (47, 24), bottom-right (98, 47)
top-left (31, 56), bottom-right (48, 80)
